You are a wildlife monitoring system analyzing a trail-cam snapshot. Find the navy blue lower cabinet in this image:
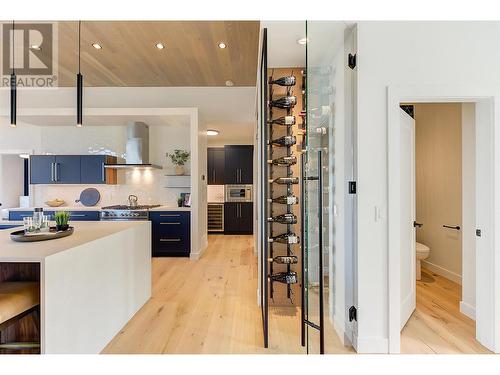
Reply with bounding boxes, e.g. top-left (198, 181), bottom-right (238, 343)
top-left (8, 210), bottom-right (99, 221)
top-left (150, 211), bottom-right (191, 257)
